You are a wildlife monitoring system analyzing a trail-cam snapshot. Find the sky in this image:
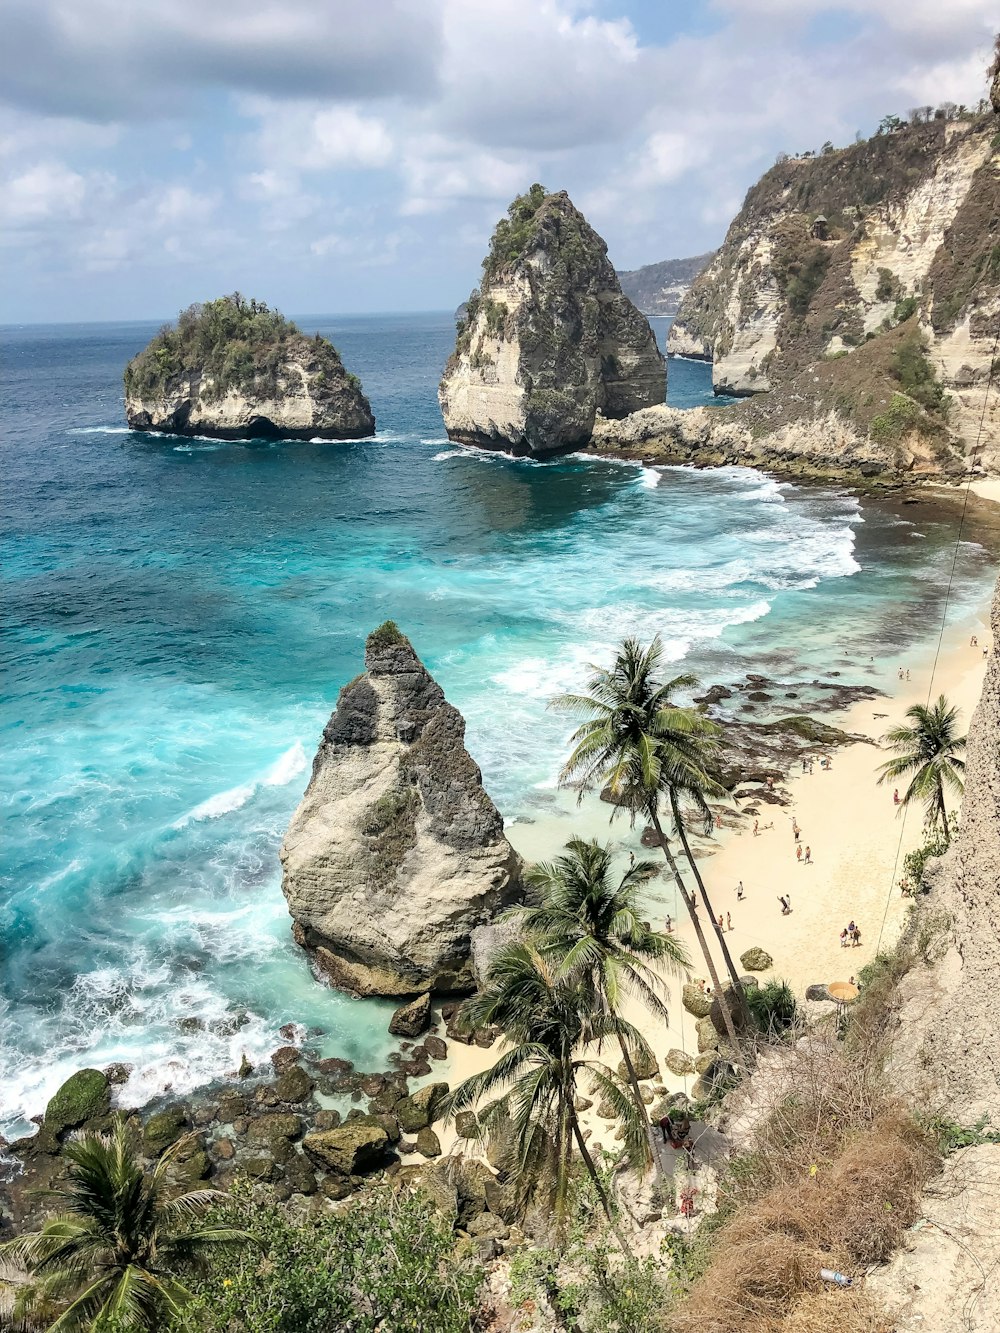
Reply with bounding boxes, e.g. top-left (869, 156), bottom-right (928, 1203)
top-left (0, 0), bottom-right (996, 323)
